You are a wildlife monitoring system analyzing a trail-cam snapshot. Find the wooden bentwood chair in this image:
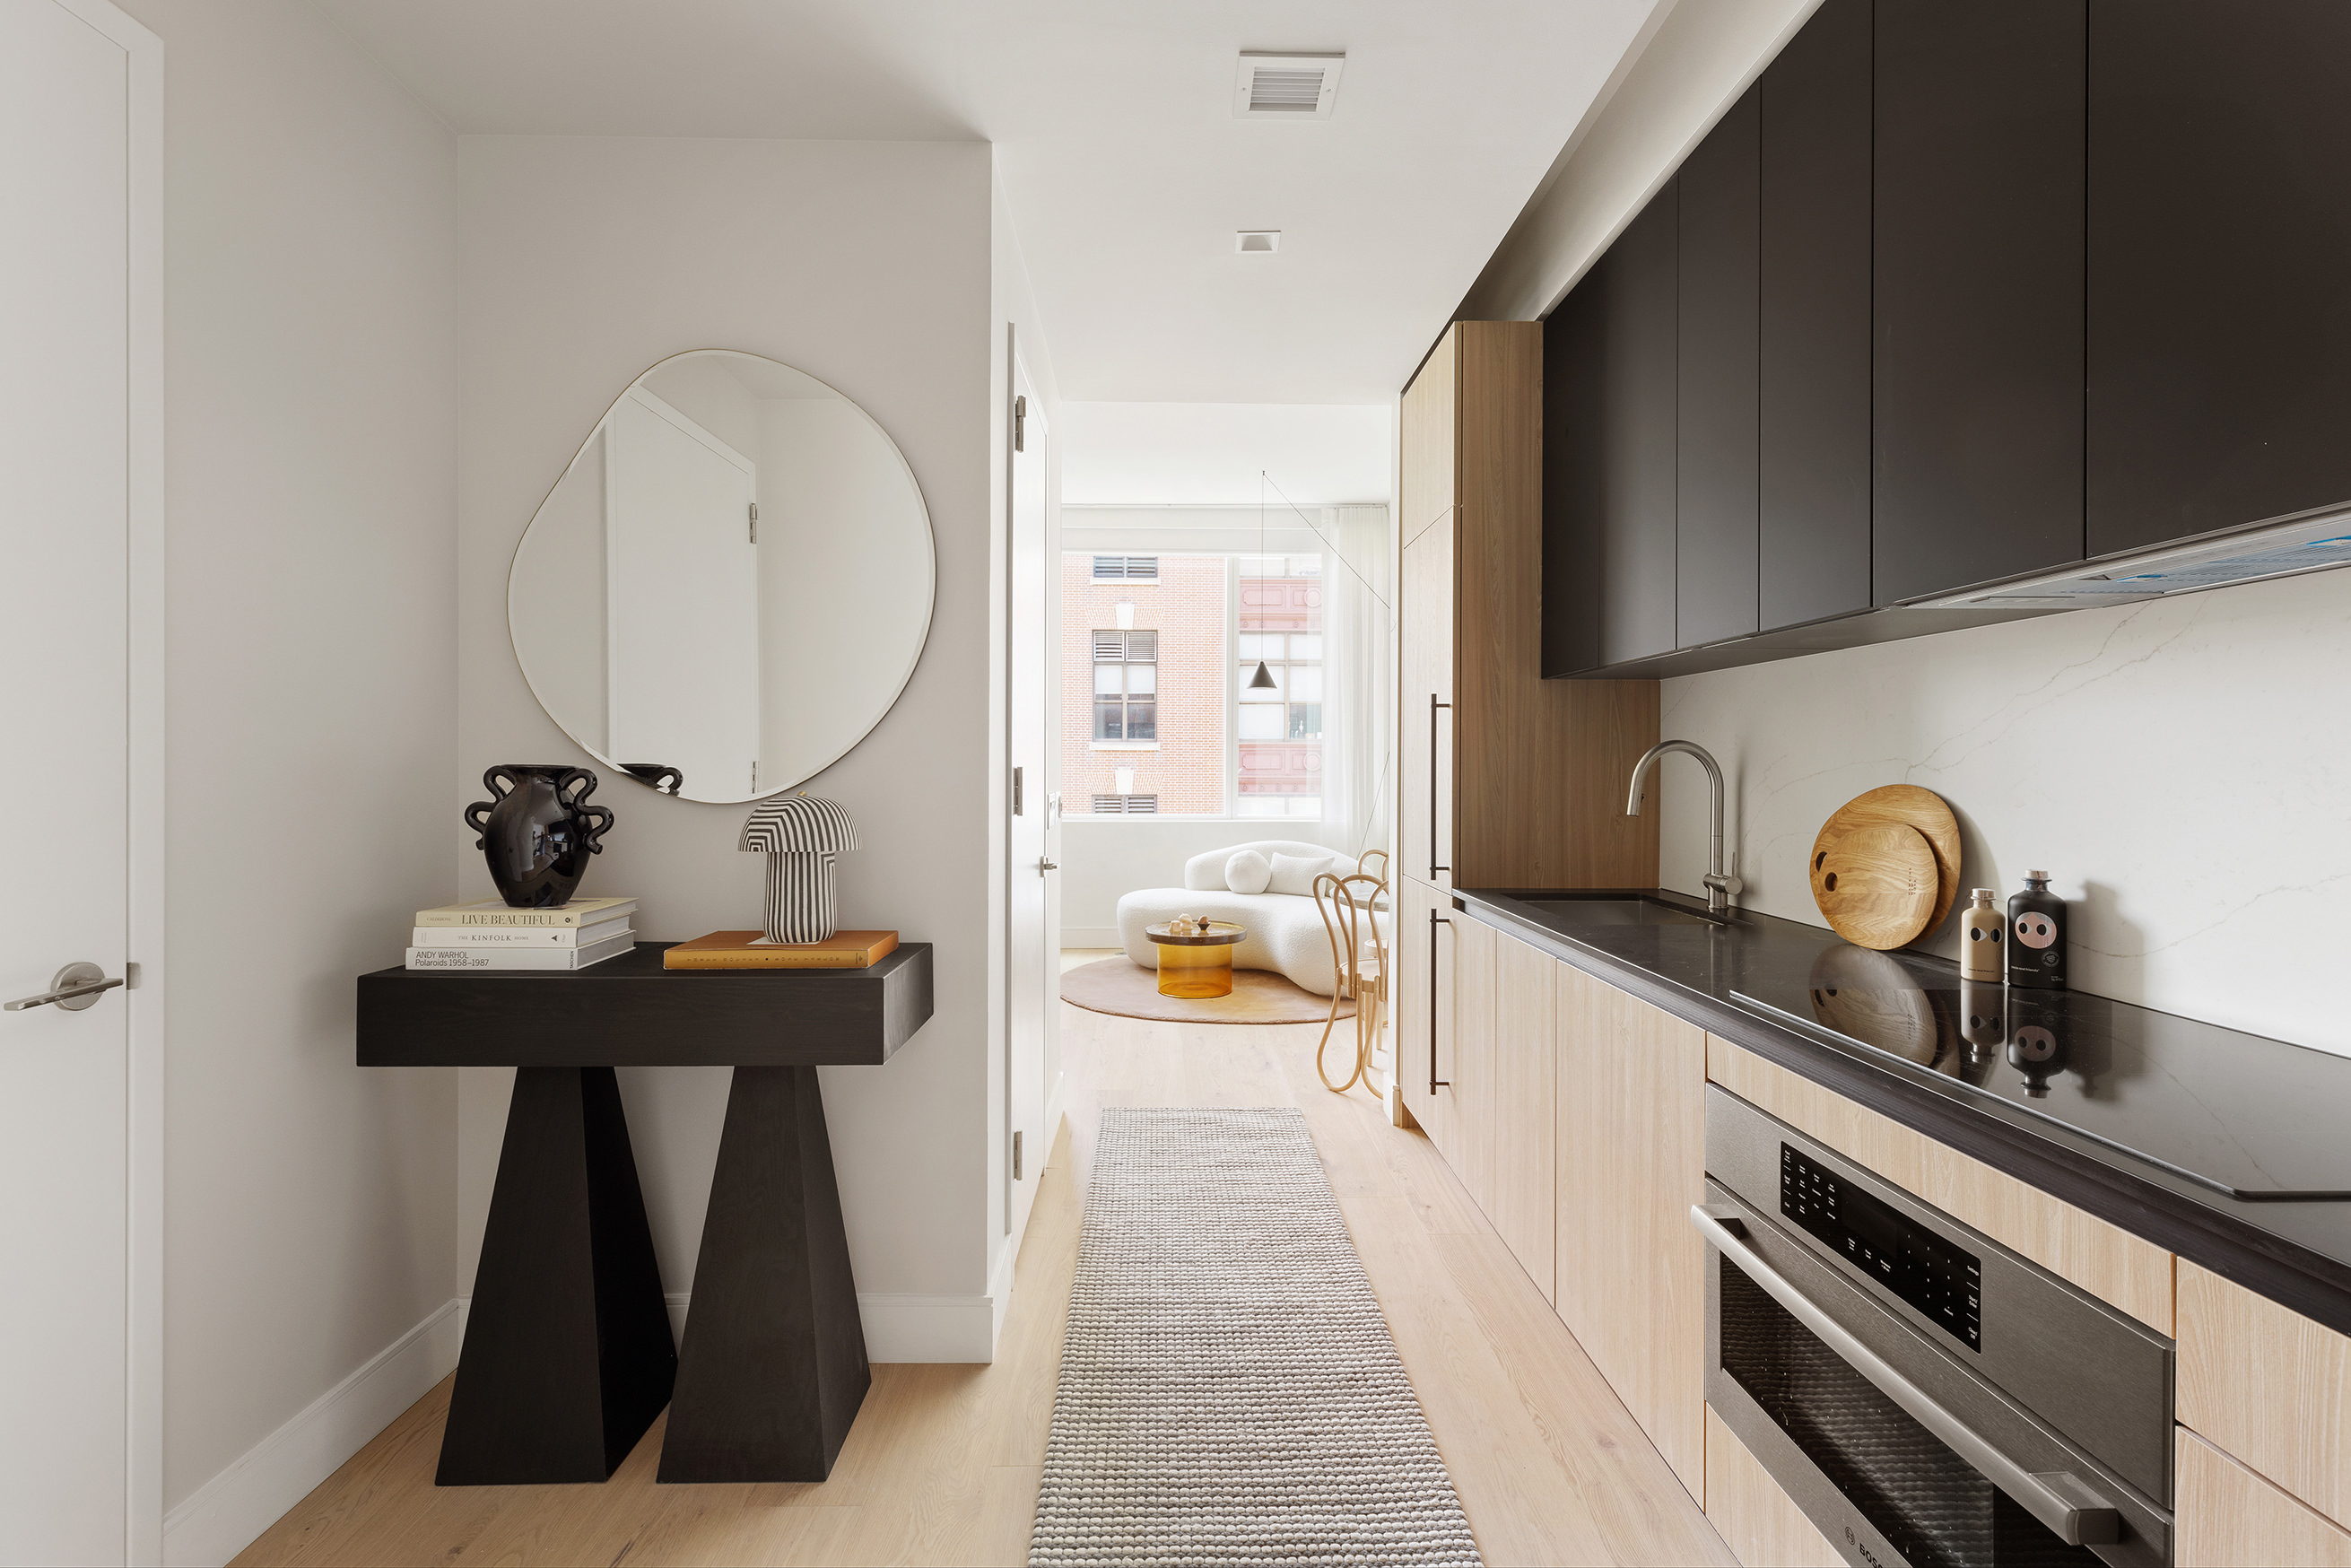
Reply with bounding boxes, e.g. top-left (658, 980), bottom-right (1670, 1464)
top-left (1313, 853), bottom-right (1390, 1093)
